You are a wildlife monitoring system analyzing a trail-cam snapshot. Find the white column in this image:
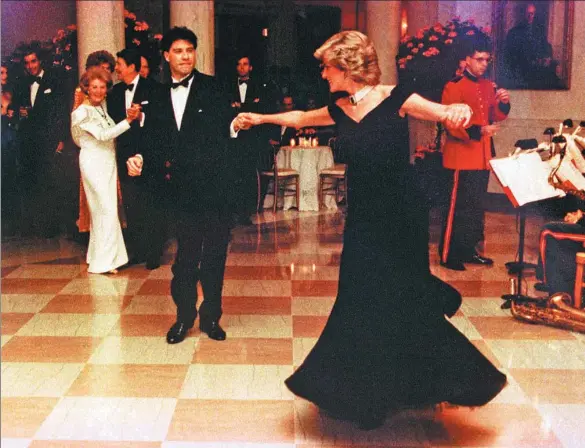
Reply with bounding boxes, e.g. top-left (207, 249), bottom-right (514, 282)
top-left (170, 0), bottom-right (215, 75)
top-left (76, 1), bottom-right (125, 75)
top-left (365, 0), bottom-right (401, 85)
